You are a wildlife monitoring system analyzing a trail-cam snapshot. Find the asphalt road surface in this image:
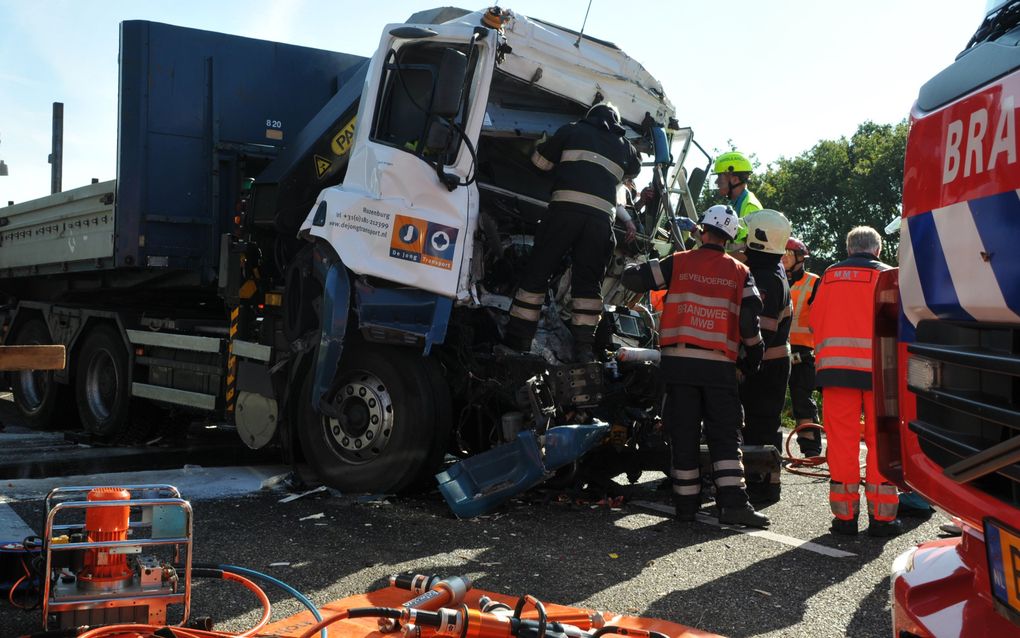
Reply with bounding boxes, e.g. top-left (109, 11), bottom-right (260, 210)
top-left (0, 450), bottom-right (948, 638)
